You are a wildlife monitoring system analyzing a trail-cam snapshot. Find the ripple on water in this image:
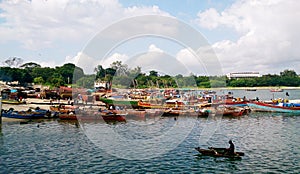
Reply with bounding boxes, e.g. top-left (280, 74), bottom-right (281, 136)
top-left (0, 114), bottom-right (299, 173)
